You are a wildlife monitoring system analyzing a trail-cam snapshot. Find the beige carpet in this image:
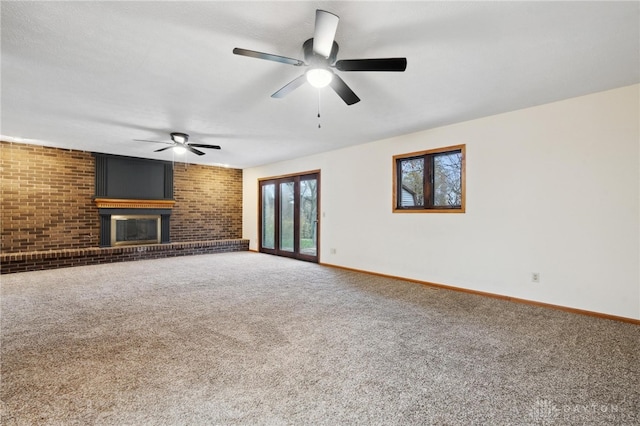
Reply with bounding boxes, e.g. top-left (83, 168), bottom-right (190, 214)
top-left (1, 252), bottom-right (638, 425)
